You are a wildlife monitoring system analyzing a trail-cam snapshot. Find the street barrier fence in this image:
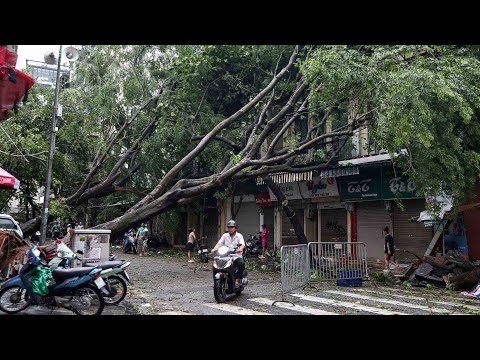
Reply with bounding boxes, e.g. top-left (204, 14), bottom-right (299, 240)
top-left (278, 242), bottom-right (368, 301)
top-left (279, 244), bottom-right (309, 301)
